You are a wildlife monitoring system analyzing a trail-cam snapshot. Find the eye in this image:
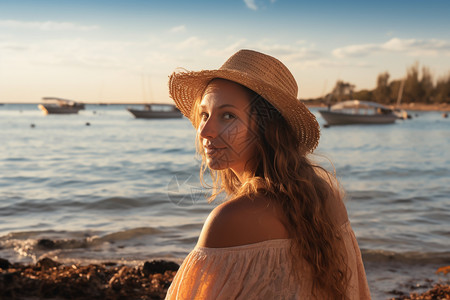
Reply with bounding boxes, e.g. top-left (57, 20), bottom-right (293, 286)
top-left (200, 112), bottom-right (209, 121)
top-left (223, 112), bottom-right (236, 120)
